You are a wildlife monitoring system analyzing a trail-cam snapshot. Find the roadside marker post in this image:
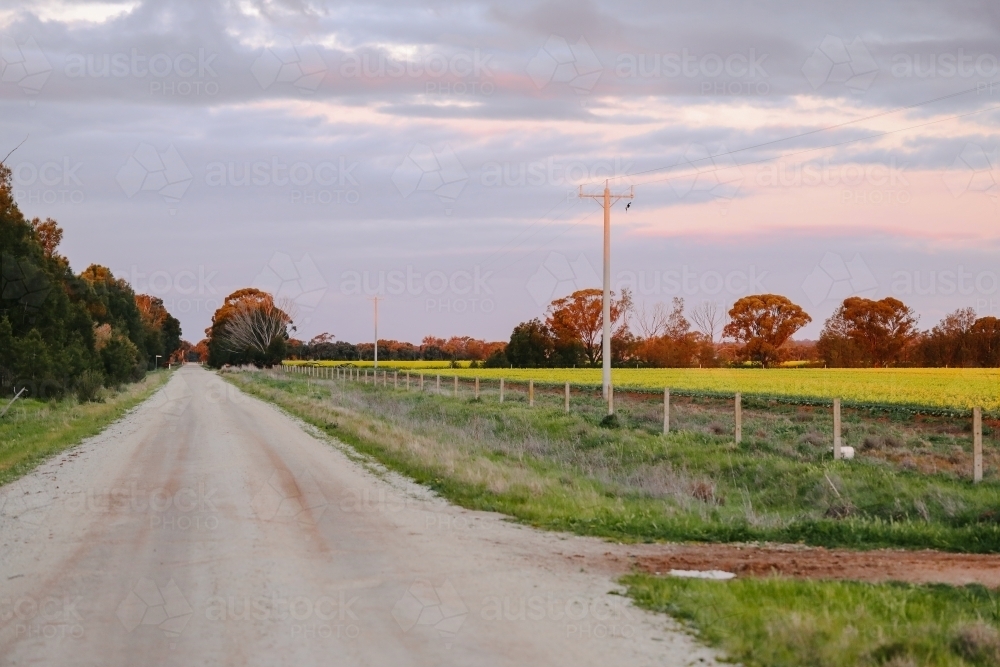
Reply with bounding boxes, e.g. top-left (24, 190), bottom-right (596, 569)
top-left (529, 380), bottom-right (534, 407)
top-left (454, 376), bottom-right (459, 397)
top-left (663, 388), bottom-right (670, 435)
top-left (834, 398), bottom-right (842, 460)
top-left (564, 382), bottom-right (570, 413)
top-left (608, 384), bottom-right (614, 415)
top-left (974, 407), bottom-right (983, 483)
top-left (436, 375), bottom-right (441, 393)
top-left (500, 378), bottom-right (505, 403)
top-left (735, 392), bottom-right (742, 444)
